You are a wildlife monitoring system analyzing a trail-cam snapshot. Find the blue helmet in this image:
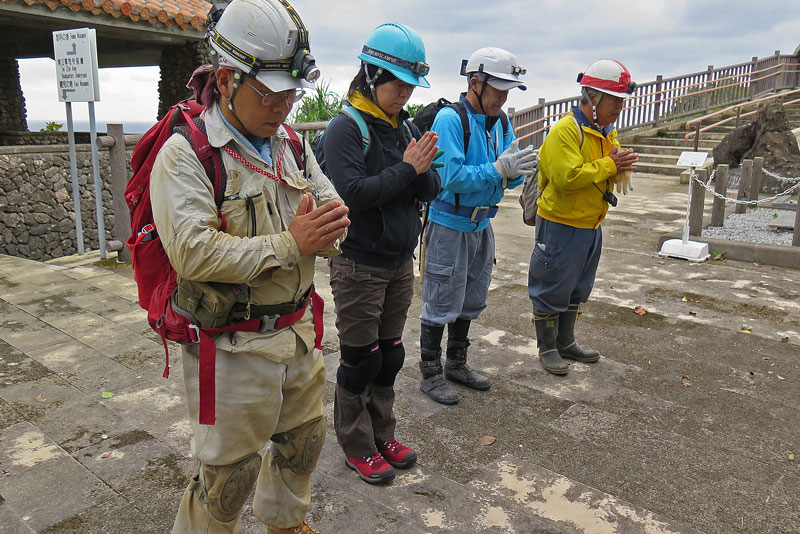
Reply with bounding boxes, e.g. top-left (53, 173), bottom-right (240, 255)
top-left (358, 23), bottom-right (430, 88)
